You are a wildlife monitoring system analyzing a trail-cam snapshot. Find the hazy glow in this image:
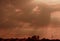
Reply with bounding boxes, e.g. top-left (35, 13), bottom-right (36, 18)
top-left (51, 11), bottom-right (60, 22)
top-left (51, 11), bottom-right (60, 19)
top-left (34, 0), bottom-right (60, 5)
